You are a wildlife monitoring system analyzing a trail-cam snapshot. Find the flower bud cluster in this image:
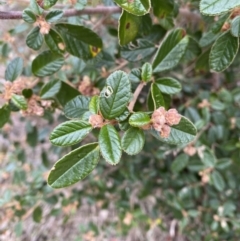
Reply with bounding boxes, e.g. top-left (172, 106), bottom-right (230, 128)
top-left (78, 76), bottom-right (100, 96)
top-left (151, 107), bottom-right (181, 138)
top-left (89, 114), bottom-right (104, 128)
top-left (21, 95), bottom-right (44, 117)
top-left (2, 77), bottom-right (29, 101)
top-left (199, 167), bottom-right (213, 184)
top-left (34, 16), bottom-right (51, 35)
top-left (184, 144), bottom-right (197, 156)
